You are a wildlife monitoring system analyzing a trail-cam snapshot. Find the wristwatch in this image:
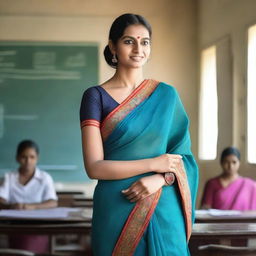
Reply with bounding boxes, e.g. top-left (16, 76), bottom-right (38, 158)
top-left (164, 172), bottom-right (175, 186)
